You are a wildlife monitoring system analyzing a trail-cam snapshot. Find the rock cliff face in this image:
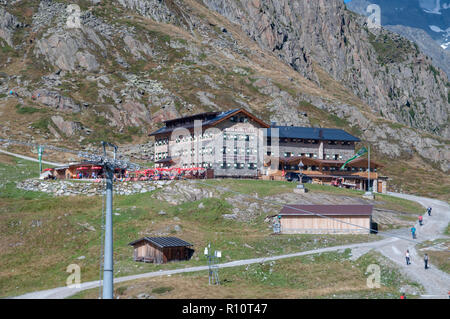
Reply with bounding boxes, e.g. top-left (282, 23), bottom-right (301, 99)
top-left (0, 0), bottom-right (449, 175)
top-left (384, 24), bottom-right (450, 79)
top-left (0, 6), bottom-right (22, 46)
top-left (203, 0), bottom-right (449, 137)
